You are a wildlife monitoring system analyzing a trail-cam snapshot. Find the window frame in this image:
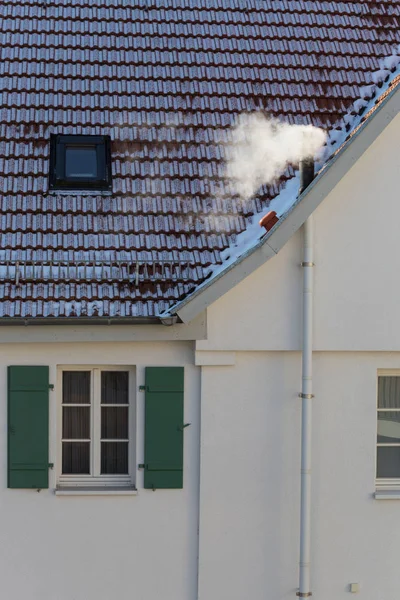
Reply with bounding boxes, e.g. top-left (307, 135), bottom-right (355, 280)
top-left (57, 365), bottom-right (136, 489)
top-left (49, 134), bottom-right (112, 191)
top-left (376, 370), bottom-right (400, 491)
